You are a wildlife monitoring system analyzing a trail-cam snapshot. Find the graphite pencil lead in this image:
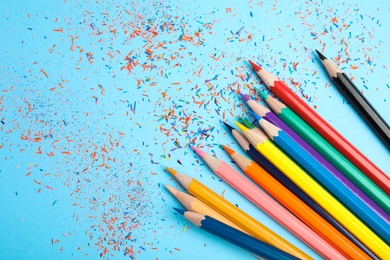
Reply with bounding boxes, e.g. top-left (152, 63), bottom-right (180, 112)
top-left (315, 49), bottom-right (327, 61)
